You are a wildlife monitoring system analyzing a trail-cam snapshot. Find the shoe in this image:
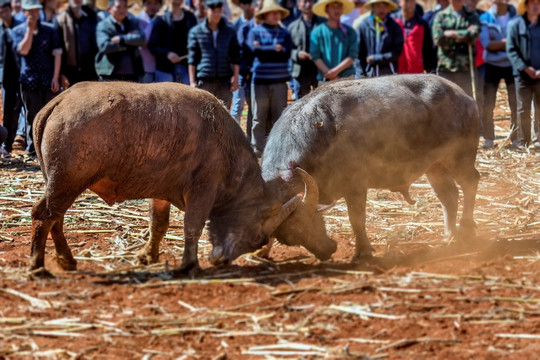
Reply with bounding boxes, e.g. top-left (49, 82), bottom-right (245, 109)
top-left (482, 139), bottom-right (494, 149)
top-left (534, 141), bottom-right (540, 150)
top-left (511, 140), bottom-right (526, 150)
top-left (13, 135), bottom-right (26, 149)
